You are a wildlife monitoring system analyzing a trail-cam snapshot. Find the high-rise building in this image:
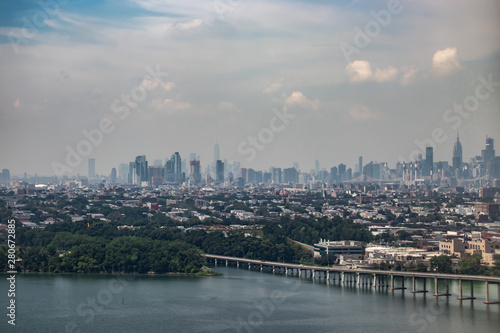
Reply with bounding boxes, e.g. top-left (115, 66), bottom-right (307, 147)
top-left (284, 167), bottom-right (298, 184)
top-left (359, 156), bottom-right (363, 174)
top-left (315, 160), bottom-right (320, 174)
top-left (338, 164), bottom-right (346, 181)
top-left (88, 158), bottom-right (95, 178)
top-left (134, 155), bottom-right (148, 185)
top-left (214, 141), bottom-right (220, 164)
top-left (330, 166), bottom-right (338, 182)
top-left (424, 147), bottom-right (433, 176)
top-left (272, 167), bottom-right (282, 184)
top-left (153, 159), bottom-right (163, 167)
top-left (110, 168), bottom-right (117, 183)
top-left (0, 169), bottom-right (10, 184)
top-left (216, 160), bottom-right (224, 183)
top-left (190, 160), bottom-right (201, 184)
top-left (119, 163), bottom-right (129, 183)
top-left (482, 137), bottom-right (495, 163)
top-left (170, 152), bottom-right (182, 183)
top-left (452, 135), bottom-right (463, 172)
